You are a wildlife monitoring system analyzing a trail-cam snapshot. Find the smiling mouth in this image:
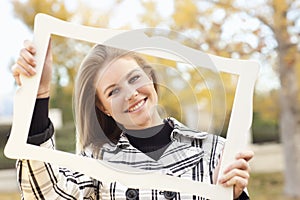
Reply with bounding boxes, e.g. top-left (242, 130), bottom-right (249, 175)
top-left (125, 98), bottom-right (147, 113)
